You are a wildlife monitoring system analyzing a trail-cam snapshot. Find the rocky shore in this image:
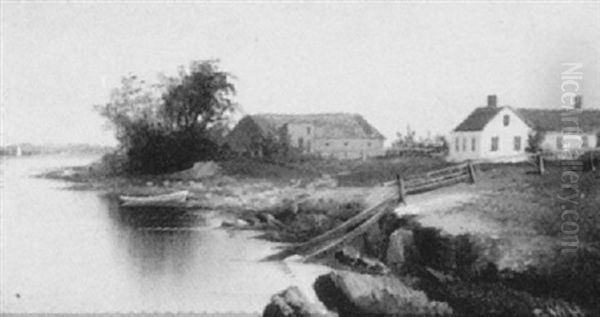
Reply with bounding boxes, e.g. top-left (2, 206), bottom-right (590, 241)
top-left (261, 210), bottom-right (590, 316)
